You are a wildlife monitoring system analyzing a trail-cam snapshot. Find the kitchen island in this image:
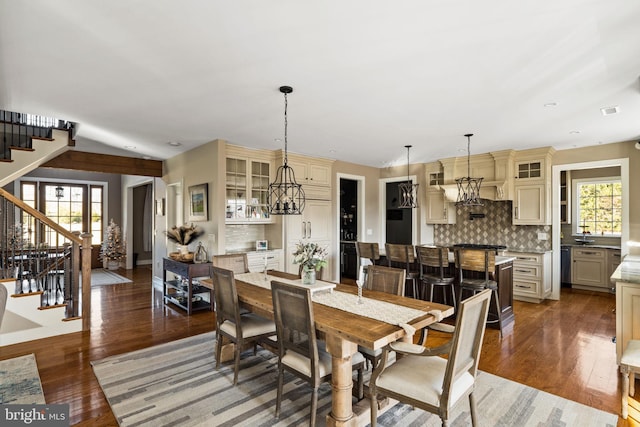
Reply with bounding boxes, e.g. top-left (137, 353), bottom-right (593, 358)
top-left (612, 255), bottom-right (640, 363)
